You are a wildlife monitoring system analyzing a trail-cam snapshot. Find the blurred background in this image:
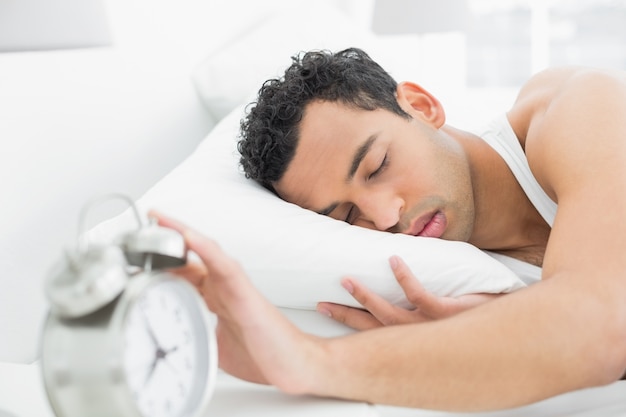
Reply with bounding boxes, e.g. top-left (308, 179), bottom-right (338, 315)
top-left (3, 0), bottom-right (626, 89)
top-left (448, 0), bottom-right (626, 87)
top-left (370, 0), bottom-right (626, 88)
